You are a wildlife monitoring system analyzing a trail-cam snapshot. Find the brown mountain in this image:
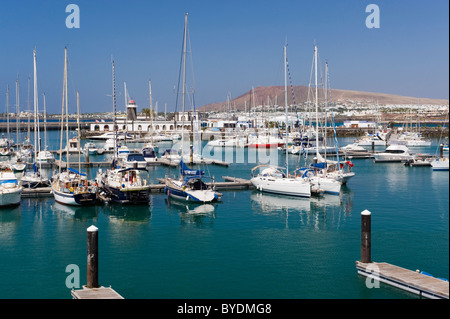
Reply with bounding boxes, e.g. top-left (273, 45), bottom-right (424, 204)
top-left (199, 86), bottom-right (448, 112)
